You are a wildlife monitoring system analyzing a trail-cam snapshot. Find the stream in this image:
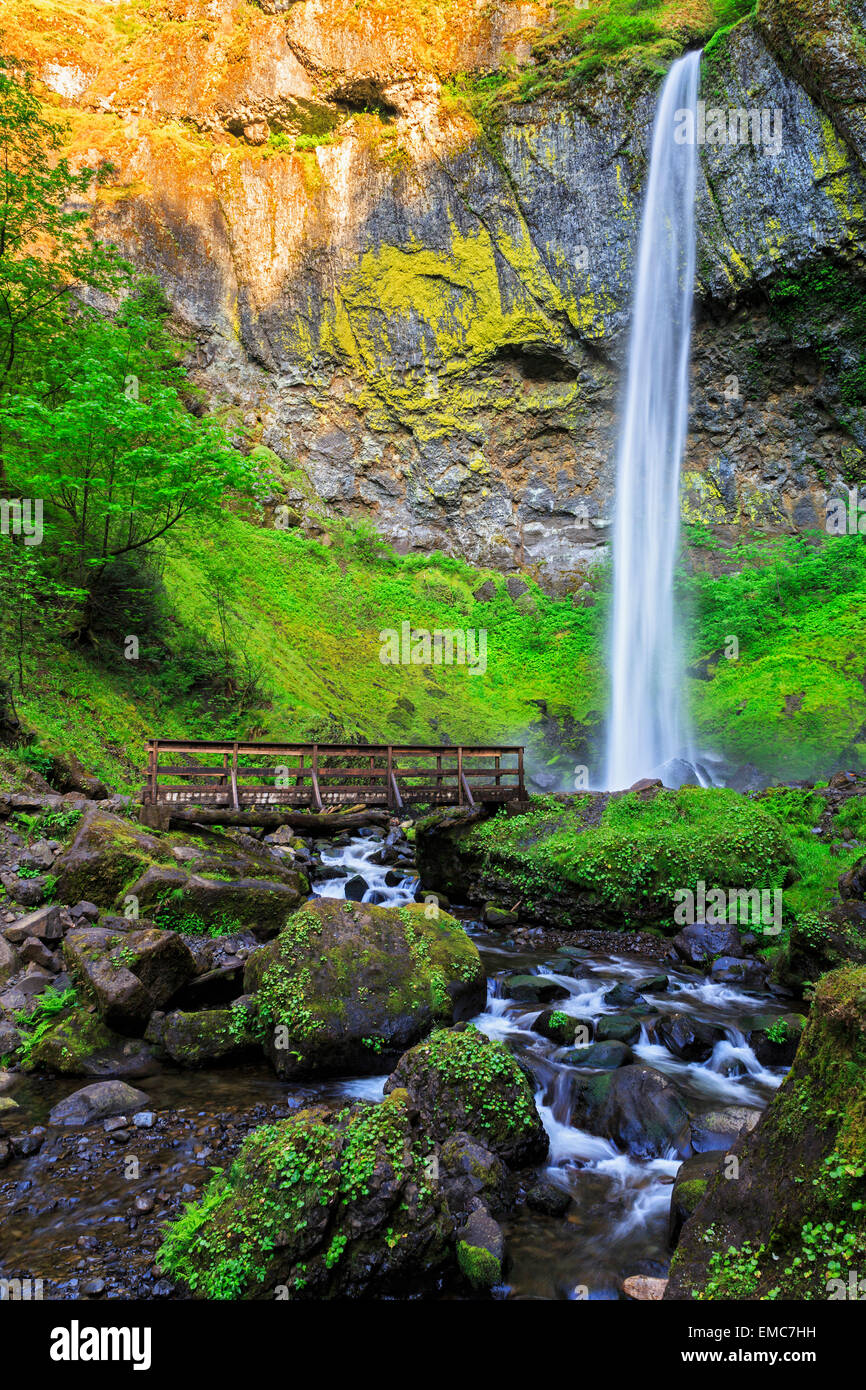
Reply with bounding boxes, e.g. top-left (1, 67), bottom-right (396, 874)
top-left (0, 825), bottom-right (792, 1300)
